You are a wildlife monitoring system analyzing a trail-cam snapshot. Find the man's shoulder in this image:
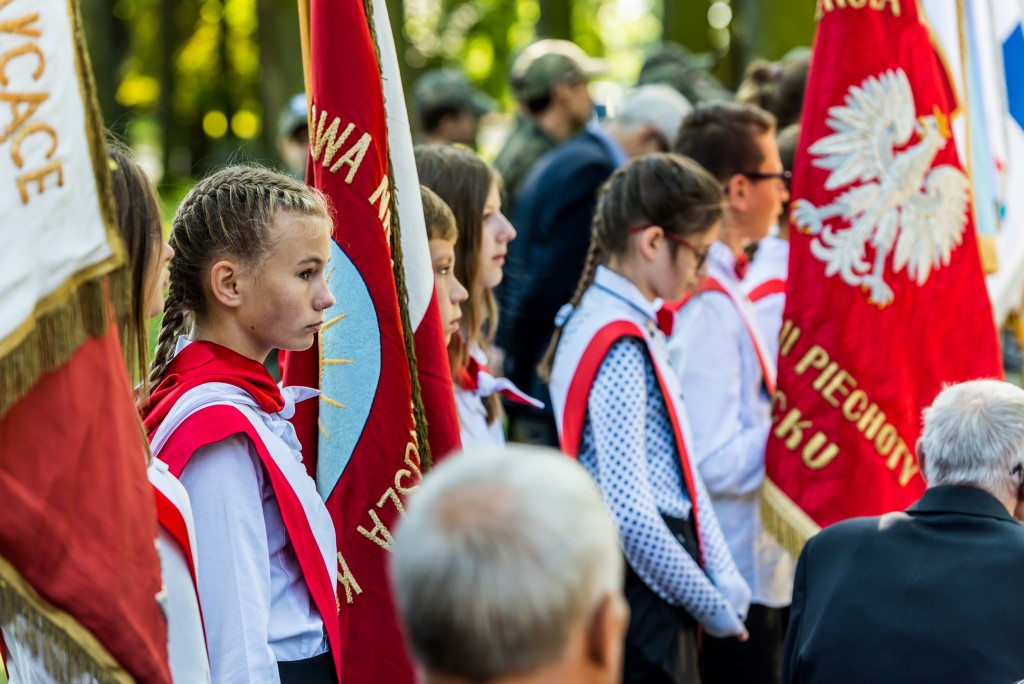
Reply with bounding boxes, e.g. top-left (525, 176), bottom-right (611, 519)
top-left (519, 133), bottom-right (613, 202)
